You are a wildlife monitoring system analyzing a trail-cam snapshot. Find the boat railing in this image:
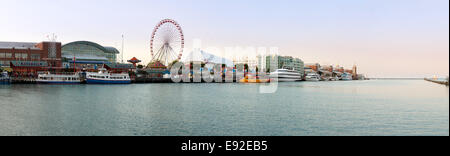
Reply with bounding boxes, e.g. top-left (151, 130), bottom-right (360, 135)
top-left (39, 72), bottom-right (79, 75)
